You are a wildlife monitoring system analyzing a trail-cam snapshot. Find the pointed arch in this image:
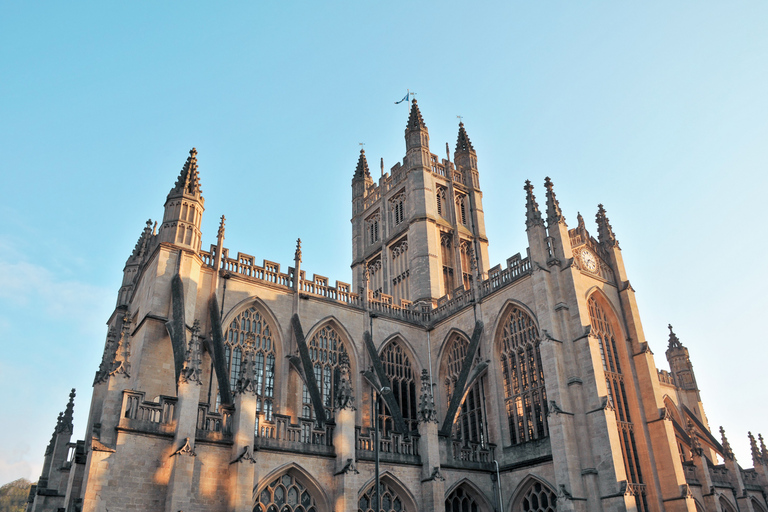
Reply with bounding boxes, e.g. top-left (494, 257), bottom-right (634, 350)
top-left (439, 329), bottom-right (488, 449)
top-left (509, 475), bottom-right (557, 512)
top-left (494, 301), bottom-right (548, 446)
top-left (445, 479), bottom-right (494, 512)
top-left (253, 462), bottom-right (330, 512)
top-left (217, 298), bottom-right (281, 418)
top-left (358, 471), bottom-right (418, 512)
top-left (489, 299), bottom-right (540, 345)
top-left (751, 498), bottom-right (767, 512)
top-left (378, 334), bottom-right (420, 434)
top-left (719, 496), bottom-right (737, 512)
top-left (300, 317), bottom-right (357, 421)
